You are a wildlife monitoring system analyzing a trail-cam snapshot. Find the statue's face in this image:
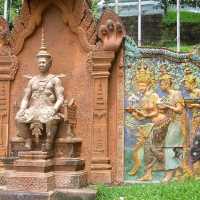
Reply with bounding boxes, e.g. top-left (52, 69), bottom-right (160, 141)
top-left (137, 82), bottom-right (148, 93)
top-left (38, 57), bottom-right (50, 73)
top-left (184, 81), bottom-right (193, 91)
top-left (160, 80), bottom-right (171, 91)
